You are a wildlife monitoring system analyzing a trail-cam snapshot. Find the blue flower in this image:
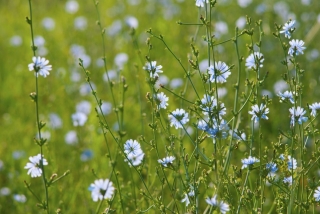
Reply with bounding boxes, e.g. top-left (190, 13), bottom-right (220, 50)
top-left (280, 20), bottom-right (295, 39)
top-left (155, 92), bottom-right (169, 110)
top-left (288, 39), bottom-right (306, 56)
top-left (245, 52), bottom-right (264, 70)
top-left (266, 162), bottom-right (278, 177)
top-left (143, 61), bottom-right (163, 78)
top-left (208, 61), bottom-right (231, 83)
top-left (248, 104), bottom-right (269, 123)
top-left (309, 102), bottom-right (320, 117)
top-left (287, 155), bottom-right (297, 170)
top-left (289, 106), bottom-right (308, 126)
top-left (314, 186), bottom-right (320, 202)
top-left (158, 156), bottom-right (175, 167)
top-left (241, 156), bottom-right (260, 169)
top-left (277, 91), bottom-right (294, 104)
top-left (200, 94), bottom-right (226, 117)
top-left (283, 176), bottom-right (293, 186)
top-left (168, 109), bottom-right (189, 129)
